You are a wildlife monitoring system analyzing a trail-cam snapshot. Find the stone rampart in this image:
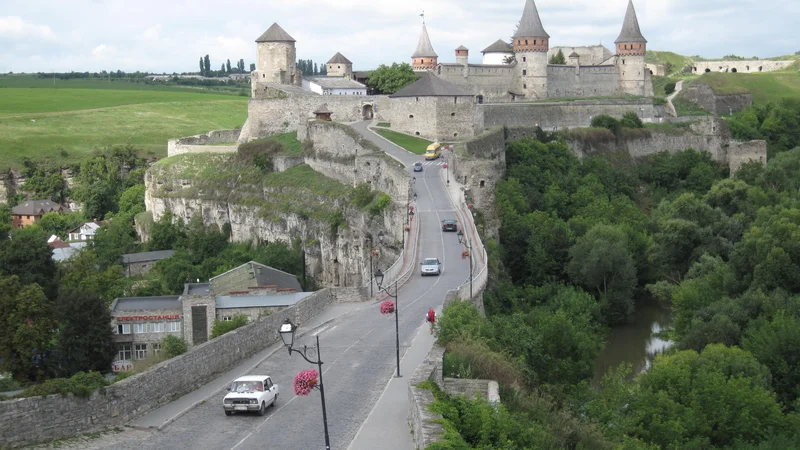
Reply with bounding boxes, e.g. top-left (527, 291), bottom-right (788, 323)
top-left (0, 289), bottom-right (334, 449)
top-left (482, 99), bottom-right (660, 130)
top-left (547, 65), bottom-right (622, 99)
top-left (238, 95), bottom-right (391, 143)
top-left (167, 129), bottom-right (240, 157)
top-left (692, 60), bottom-right (795, 74)
top-left (682, 82), bottom-right (753, 116)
